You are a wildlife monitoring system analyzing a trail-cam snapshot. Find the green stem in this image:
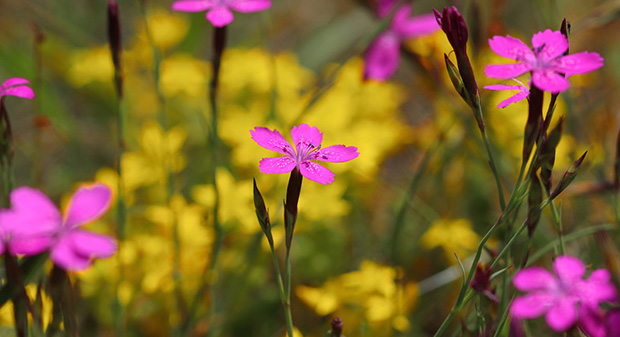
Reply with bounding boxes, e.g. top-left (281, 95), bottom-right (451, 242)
top-left (547, 199), bottom-right (565, 255)
top-left (475, 104), bottom-right (506, 210)
top-left (283, 249), bottom-right (294, 337)
top-left (266, 233), bottom-right (294, 337)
